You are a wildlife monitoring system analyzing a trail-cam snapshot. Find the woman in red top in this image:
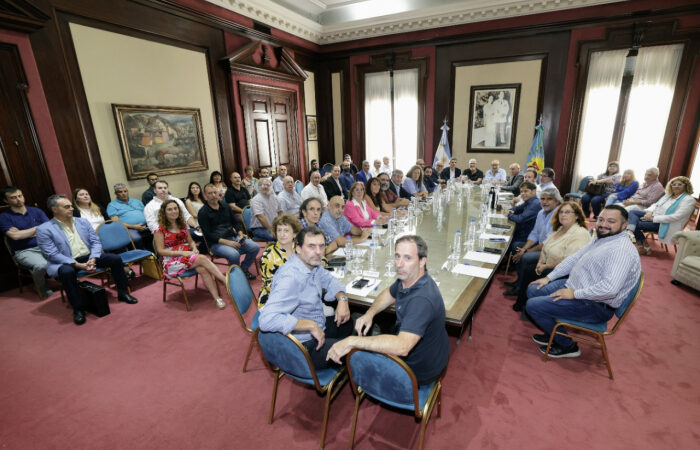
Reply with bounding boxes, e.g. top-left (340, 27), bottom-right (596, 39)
top-left (153, 200), bottom-right (228, 309)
